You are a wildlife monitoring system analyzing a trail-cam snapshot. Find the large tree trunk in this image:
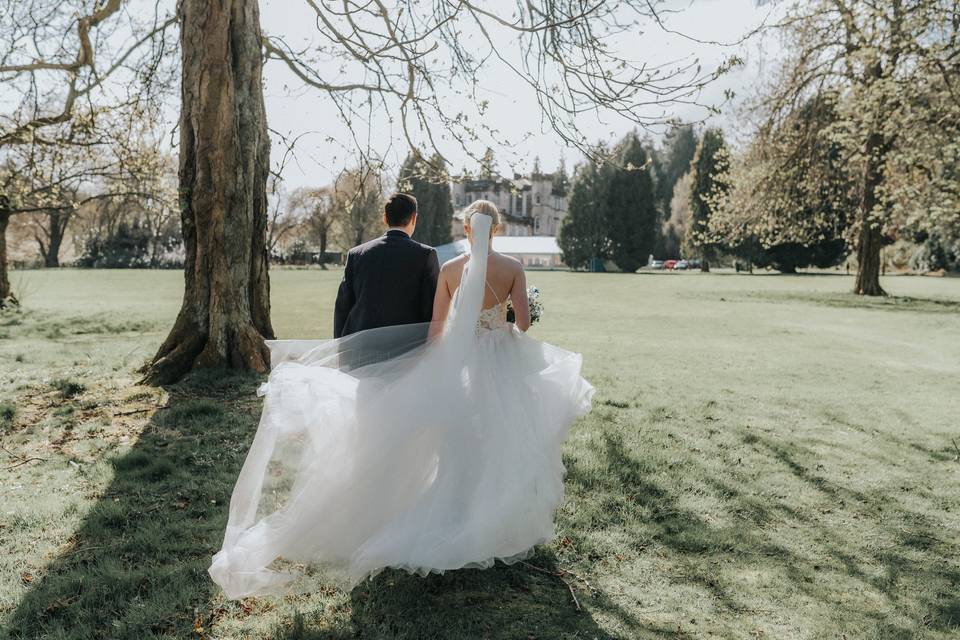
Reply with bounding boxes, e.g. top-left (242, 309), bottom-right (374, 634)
top-left (145, 0), bottom-right (273, 384)
top-left (0, 198), bottom-right (14, 306)
top-left (854, 131), bottom-right (886, 296)
top-left (43, 211), bottom-right (67, 267)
